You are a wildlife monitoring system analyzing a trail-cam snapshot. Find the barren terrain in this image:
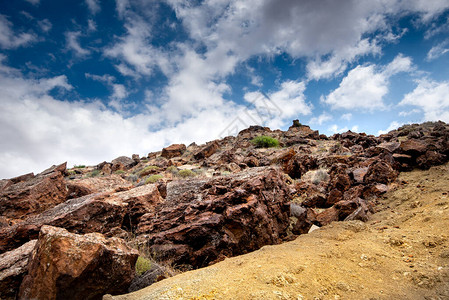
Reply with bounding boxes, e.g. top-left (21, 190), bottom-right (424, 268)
top-left (108, 163), bottom-right (449, 300)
